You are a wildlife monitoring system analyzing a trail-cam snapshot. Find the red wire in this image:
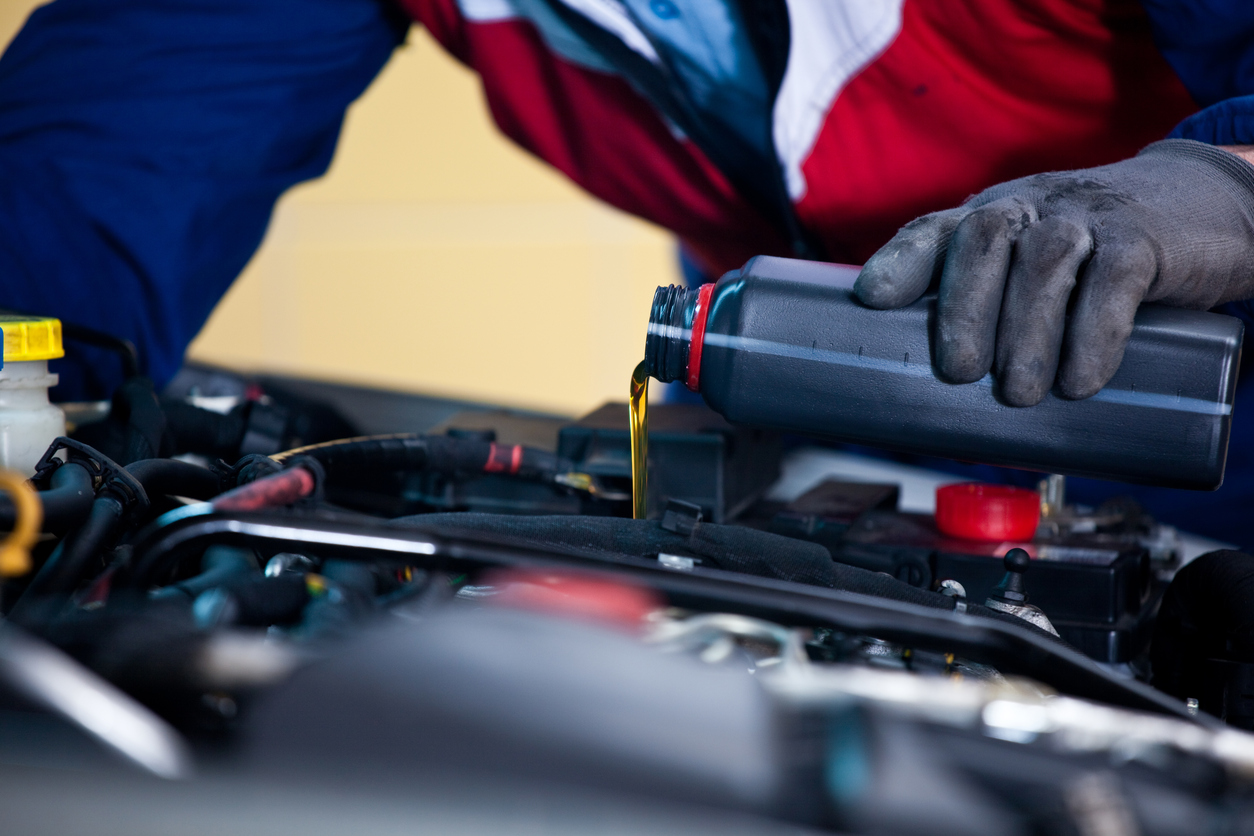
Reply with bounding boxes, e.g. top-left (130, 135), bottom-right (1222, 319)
top-left (212, 467), bottom-right (316, 513)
